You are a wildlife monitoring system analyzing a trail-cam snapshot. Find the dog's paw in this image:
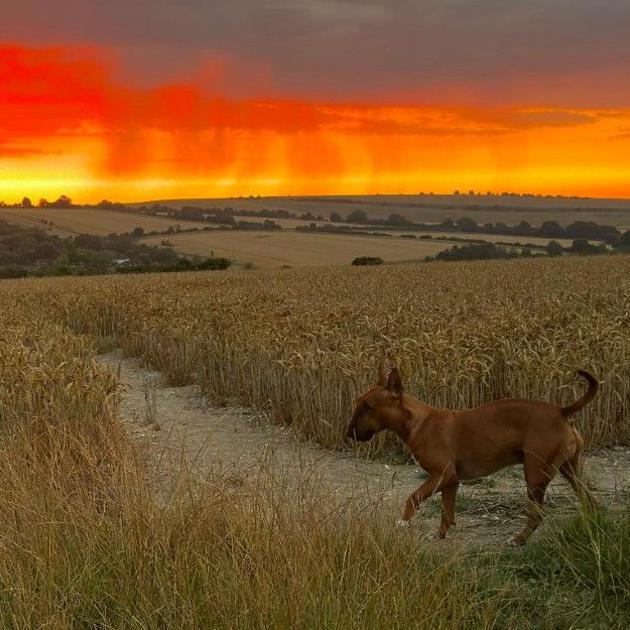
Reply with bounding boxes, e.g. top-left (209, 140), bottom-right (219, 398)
top-left (395, 519), bottom-right (410, 529)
